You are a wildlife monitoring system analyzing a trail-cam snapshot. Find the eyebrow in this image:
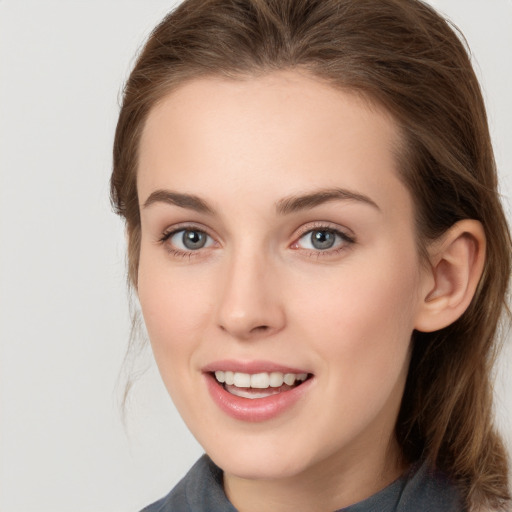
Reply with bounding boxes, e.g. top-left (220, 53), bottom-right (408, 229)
top-left (143, 190), bottom-right (215, 214)
top-left (275, 188), bottom-right (380, 215)
top-left (142, 187), bottom-right (380, 215)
